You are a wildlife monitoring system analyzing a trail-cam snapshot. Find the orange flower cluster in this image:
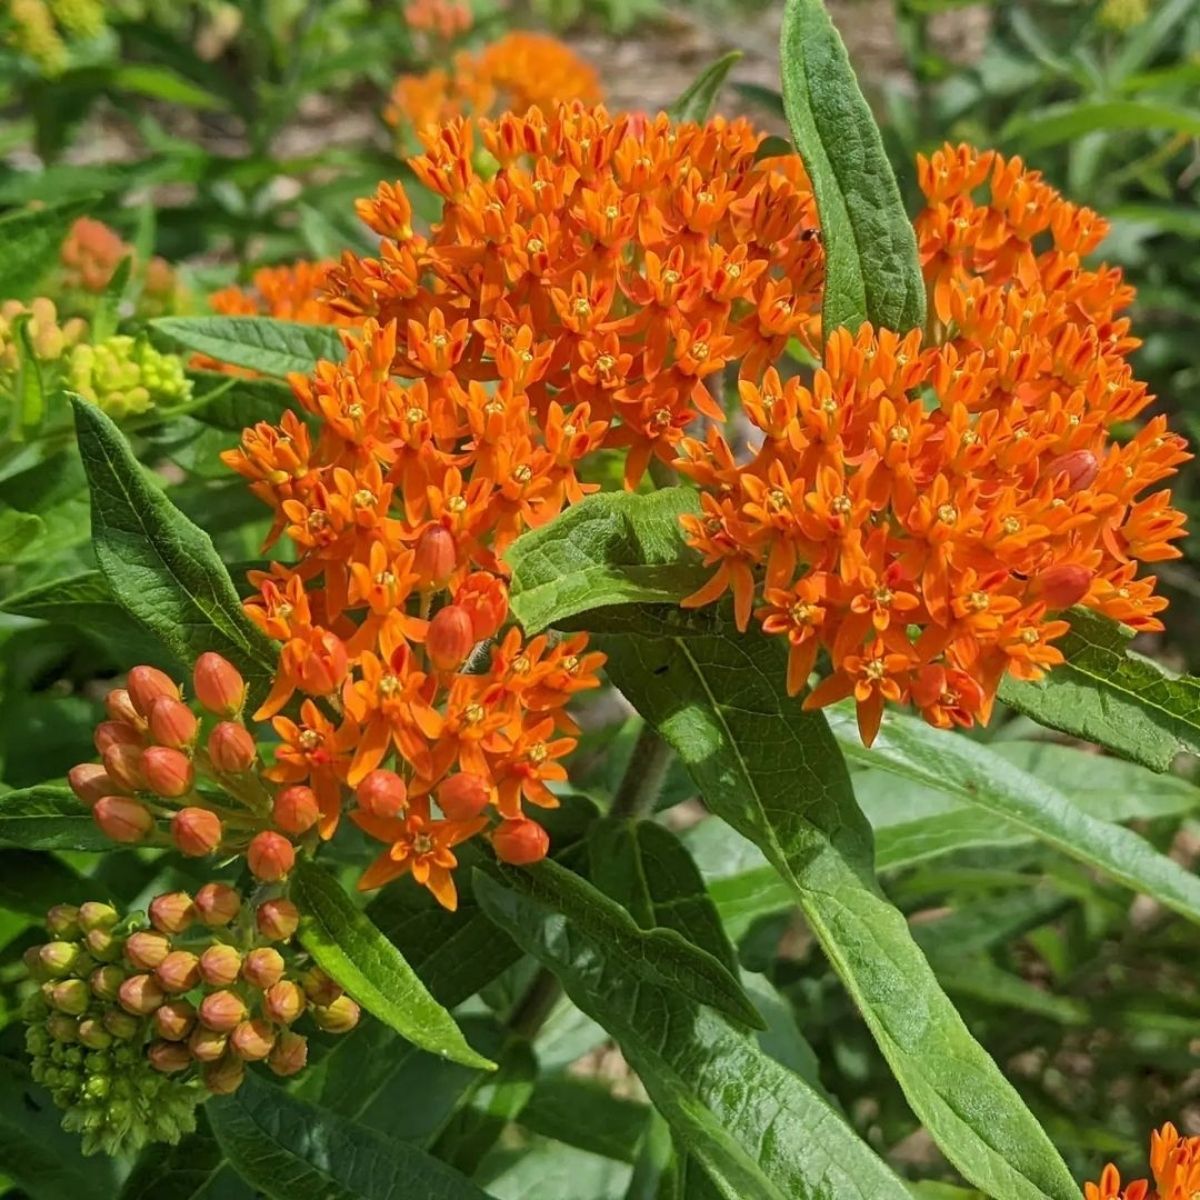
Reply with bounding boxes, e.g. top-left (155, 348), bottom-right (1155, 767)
top-left (59, 217), bottom-right (180, 310)
top-left (208, 260), bottom-right (349, 326)
top-left (385, 32), bottom-right (601, 137)
top-left (1085, 1123), bottom-right (1200, 1199)
top-left (403, 0), bottom-right (472, 40)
